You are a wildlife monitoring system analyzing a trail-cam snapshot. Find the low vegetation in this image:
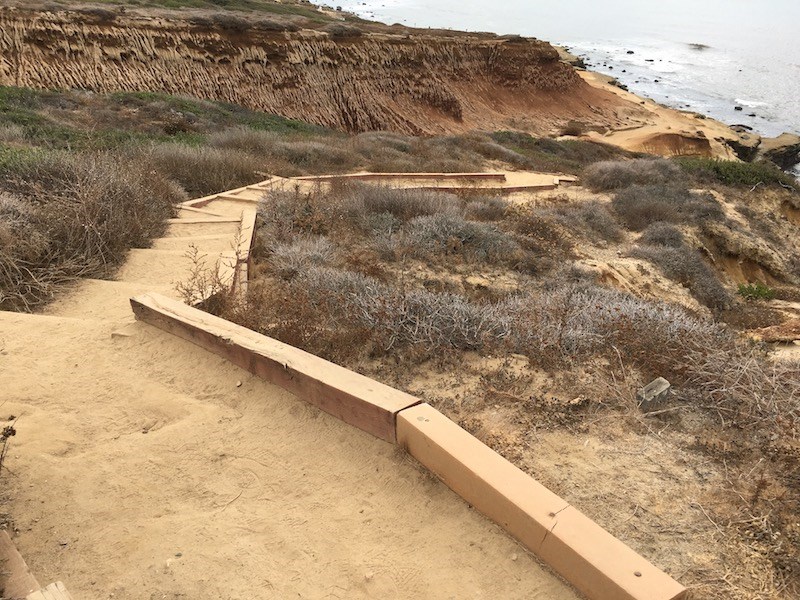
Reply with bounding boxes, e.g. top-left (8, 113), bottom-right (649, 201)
top-left (228, 183), bottom-right (798, 429)
top-left (611, 184), bottom-right (723, 230)
top-left (2, 71), bottom-right (799, 598)
top-left (0, 150), bottom-right (181, 310)
top-left (203, 157), bottom-right (800, 599)
top-left (676, 156), bottom-right (798, 188)
top-left (583, 157), bottom-right (679, 191)
top-left (0, 85), bottom-right (635, 310)
top-left (738, 281), bottom-right (776, 301)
